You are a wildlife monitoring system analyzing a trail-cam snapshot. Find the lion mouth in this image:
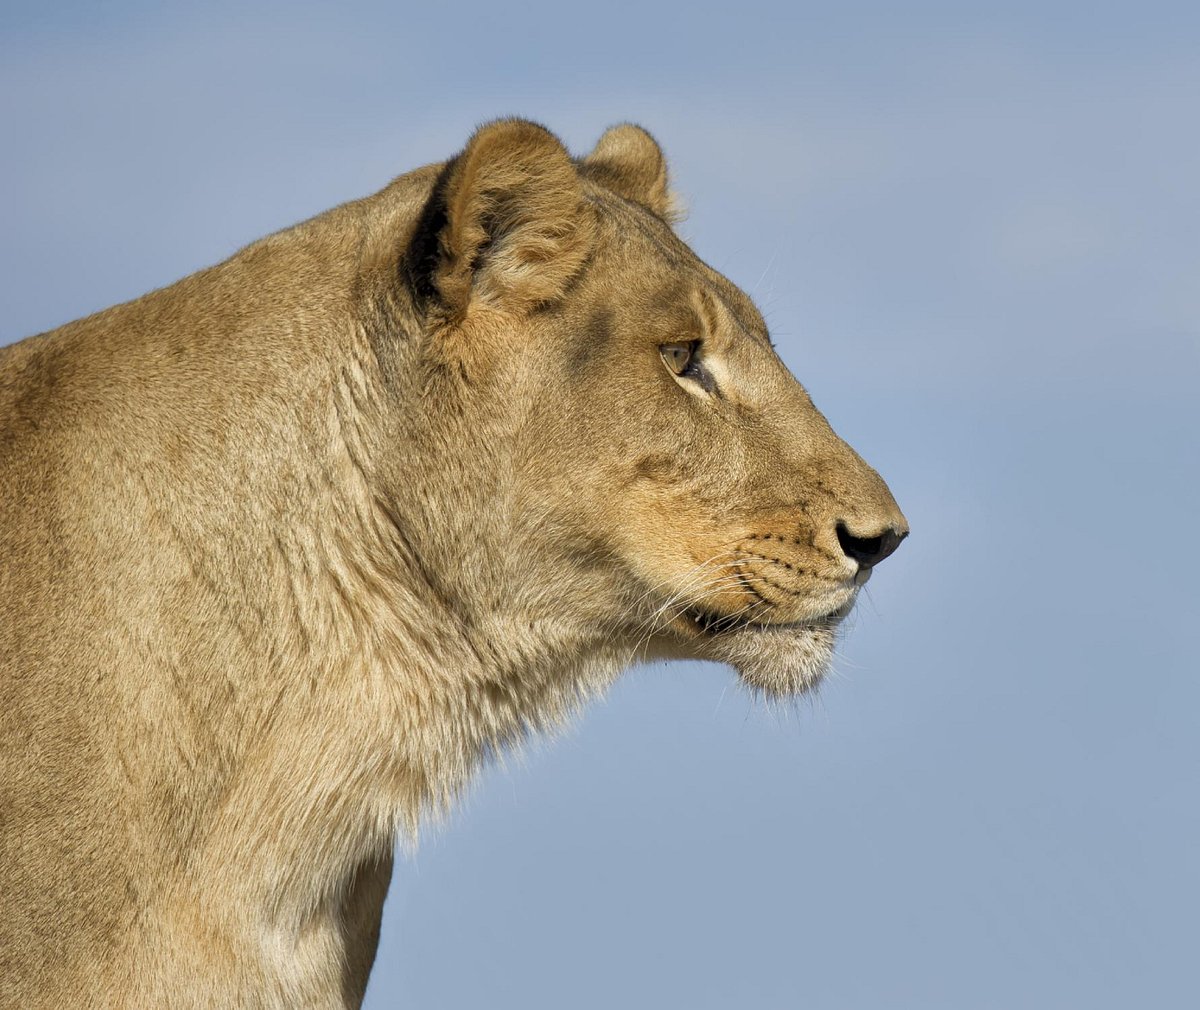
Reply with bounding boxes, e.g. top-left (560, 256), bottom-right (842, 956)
top-left (686, 606), bottom-right (761, 636)
top-left (684, 600), bottom-right (848, 637)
